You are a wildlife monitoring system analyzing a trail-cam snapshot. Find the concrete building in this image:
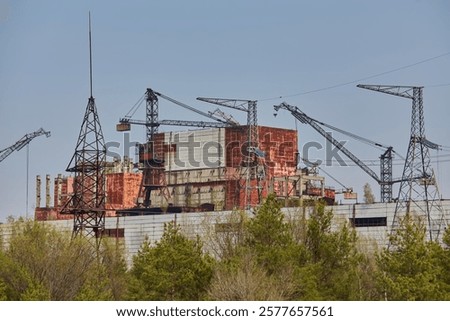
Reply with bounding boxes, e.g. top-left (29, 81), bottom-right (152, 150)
top-left (35, 126), bottom-right (336, 220)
